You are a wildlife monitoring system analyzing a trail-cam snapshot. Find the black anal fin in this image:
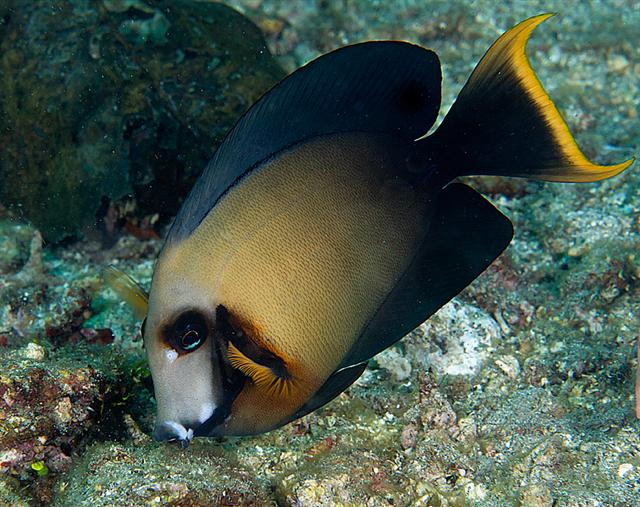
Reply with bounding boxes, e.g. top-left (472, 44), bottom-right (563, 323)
top-left (284, 362), bottom-right (368, 425)
top-left (339, 183), bottom-right (514, 369)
